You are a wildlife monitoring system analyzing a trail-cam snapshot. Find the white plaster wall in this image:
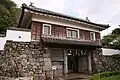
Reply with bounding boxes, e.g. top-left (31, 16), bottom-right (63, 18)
top-left (0, 37), bottom-right (6, 50)
top-left (102, 48), bottom-right (120, 55)
top-left (0, 30), bottom-right (31, 50)
top-left (6, 30), bottom-right (31, 41)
